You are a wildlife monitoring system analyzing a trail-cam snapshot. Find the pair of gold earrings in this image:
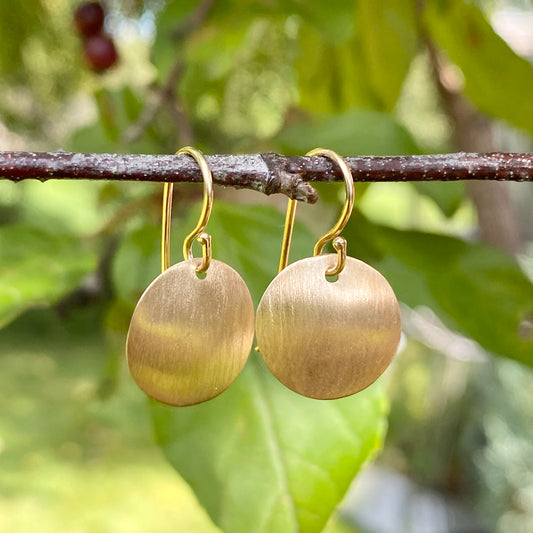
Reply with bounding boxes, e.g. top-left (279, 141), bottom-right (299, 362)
top-left (126, 147), bottom-right (401, 406)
